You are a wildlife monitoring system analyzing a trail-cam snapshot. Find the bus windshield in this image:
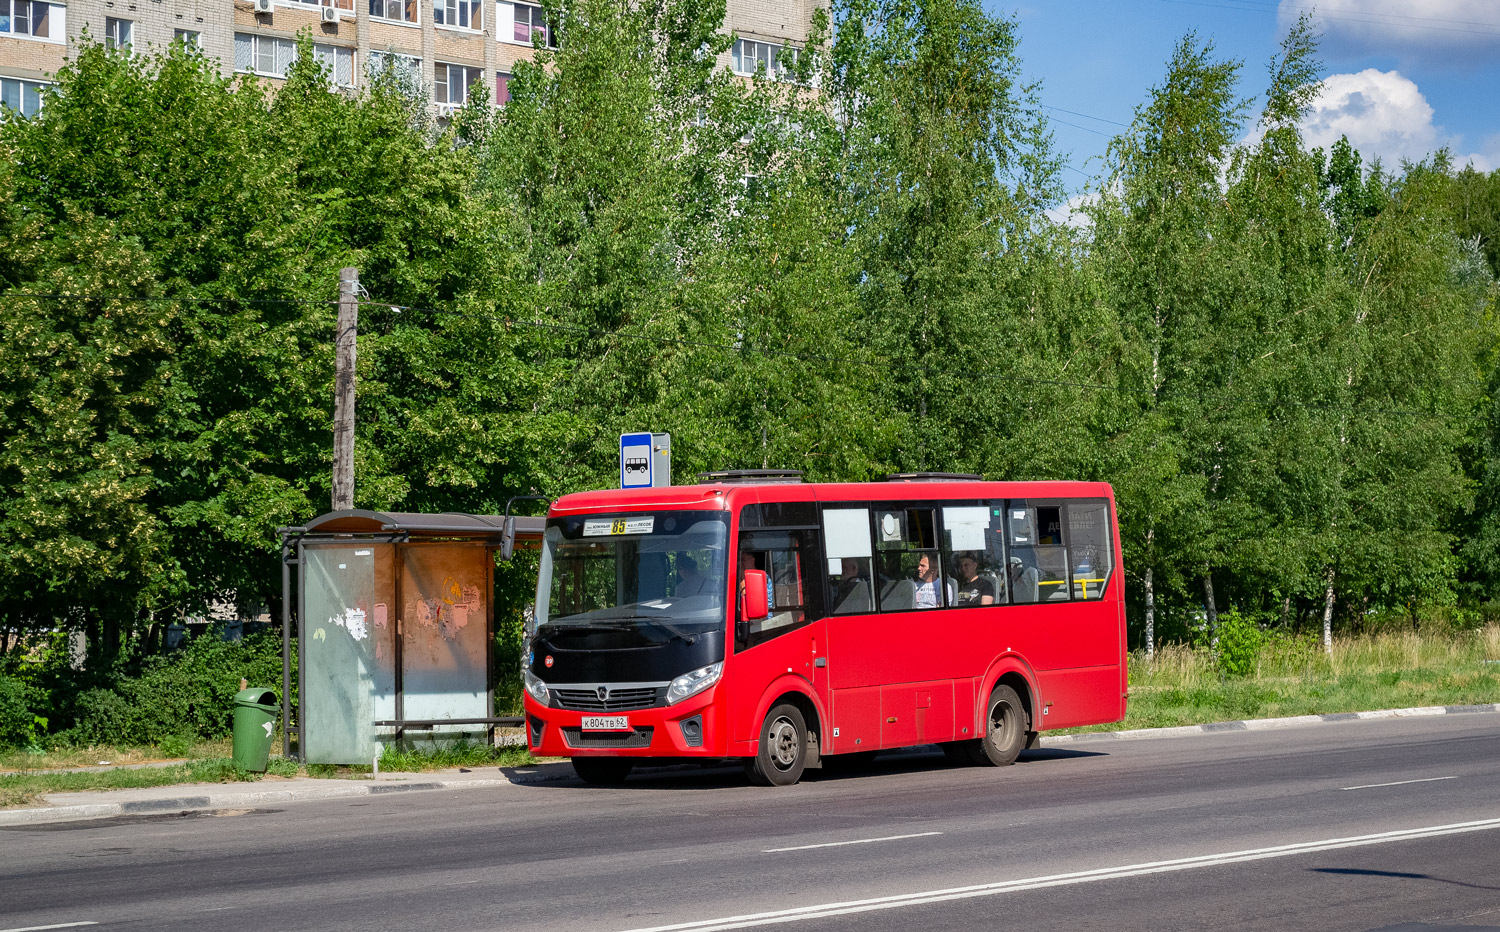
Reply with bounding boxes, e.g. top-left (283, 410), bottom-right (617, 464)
top-left (536, 511), bottom-right (729, 633)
